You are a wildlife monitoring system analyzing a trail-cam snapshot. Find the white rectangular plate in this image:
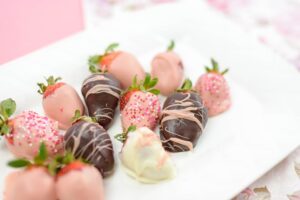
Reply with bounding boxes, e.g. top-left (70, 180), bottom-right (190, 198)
top-left (1, 1), bottom-right (300, 199)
